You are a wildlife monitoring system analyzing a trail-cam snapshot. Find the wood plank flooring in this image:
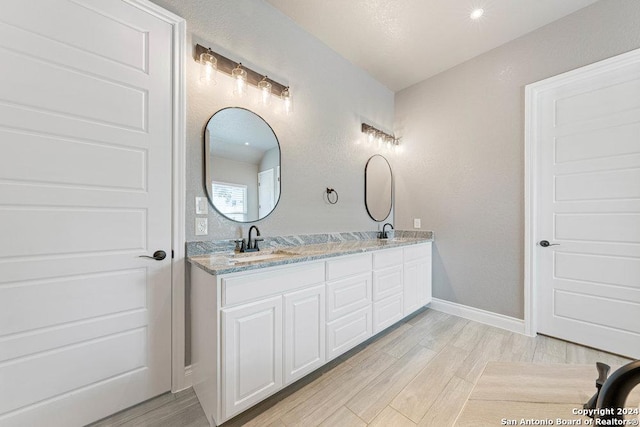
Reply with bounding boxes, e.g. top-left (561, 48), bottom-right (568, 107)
top-left (91, 308), bottom-right (633, 427)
